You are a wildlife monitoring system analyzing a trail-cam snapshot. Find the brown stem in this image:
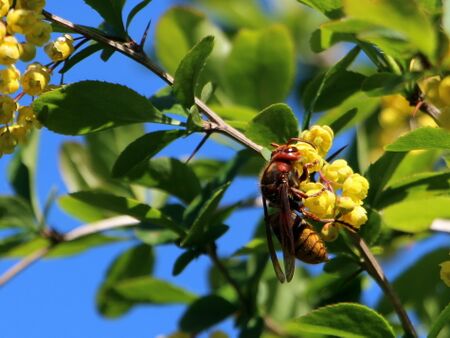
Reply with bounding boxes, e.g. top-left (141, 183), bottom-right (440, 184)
top-left (42, 9), bottom-right (415, 336)
top-left (346, 230), bottom-right (417, 338)
top-left (207, 244), bottom-right (249, 313)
